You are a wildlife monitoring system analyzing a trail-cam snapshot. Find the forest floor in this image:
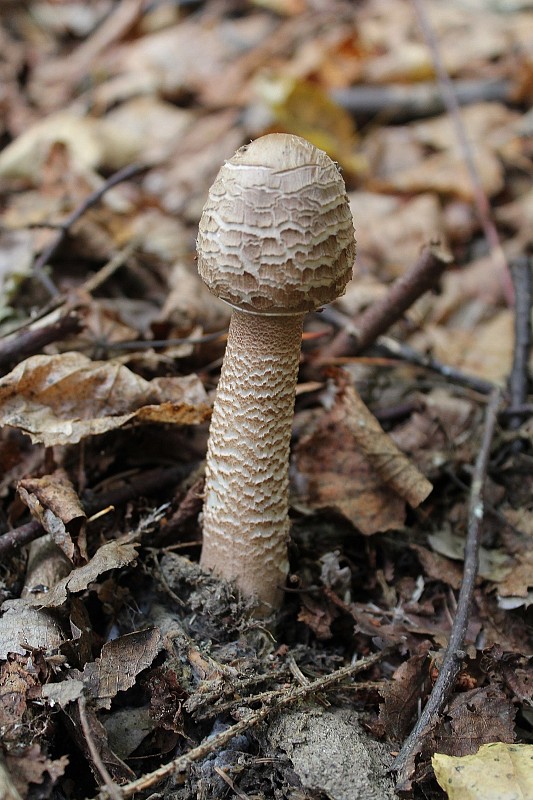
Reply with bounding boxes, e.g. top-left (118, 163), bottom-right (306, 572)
top-left (1, 1), bottom-right (533, 799)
